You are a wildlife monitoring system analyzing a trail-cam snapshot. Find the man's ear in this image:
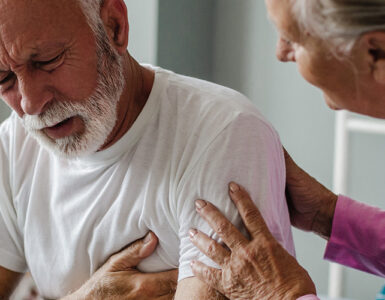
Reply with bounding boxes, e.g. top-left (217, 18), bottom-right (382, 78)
top-left (361, 31), bottom-right (385, 84)
top-left (100, 0), bottom-right (129, 54)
